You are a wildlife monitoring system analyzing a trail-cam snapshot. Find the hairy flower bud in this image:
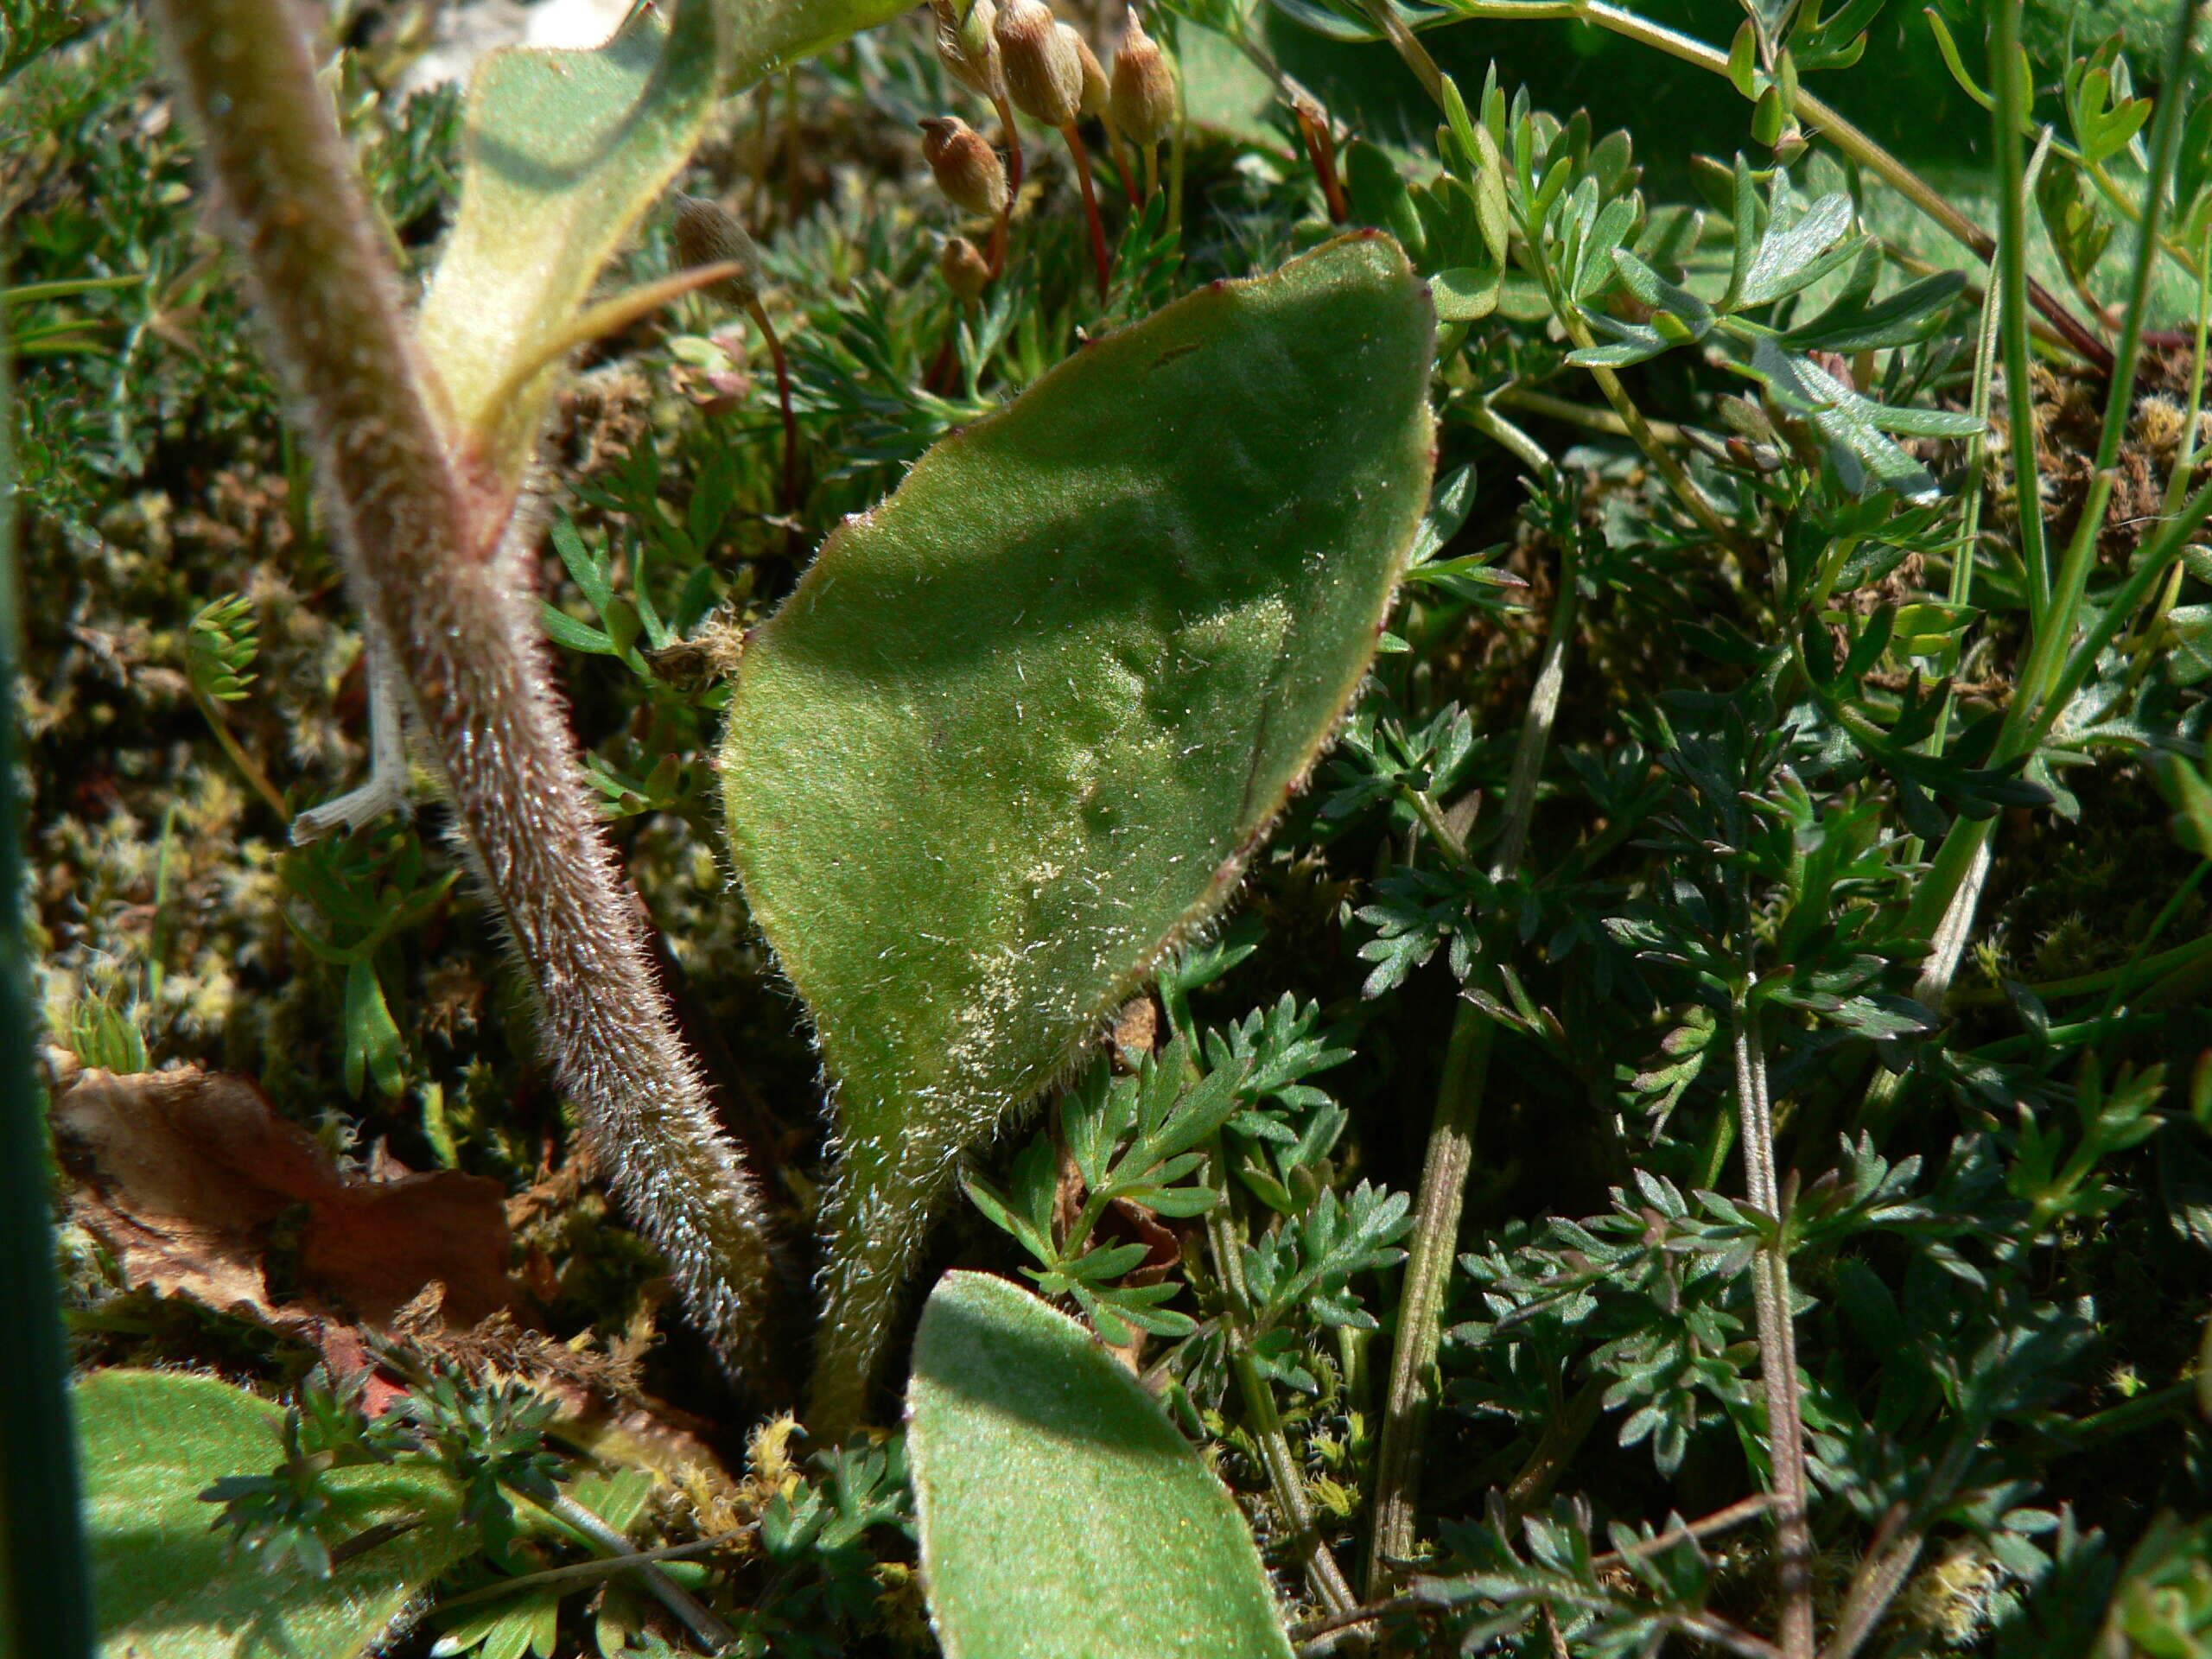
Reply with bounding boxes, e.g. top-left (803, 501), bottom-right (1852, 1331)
top-left (995, 0), bottom-right (1081, 129)
top-left (919, 116), bottom-right (1009, 219)
top-left (930, 0), bottom-right (1003, 100)
top-left (939, 234), bottom-right (992, 302)
top-left (1068, 24), bottom-right (1108, 119)
top-left (671, 194), bottom-right (764, 310)
top-left (1110, 11), bottom-right (1175, 146)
